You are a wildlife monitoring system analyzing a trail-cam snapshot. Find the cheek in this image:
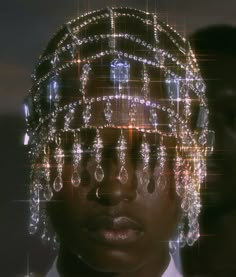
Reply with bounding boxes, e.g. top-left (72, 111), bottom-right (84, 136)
top-left (142, 193), bottom-right (181, 242)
